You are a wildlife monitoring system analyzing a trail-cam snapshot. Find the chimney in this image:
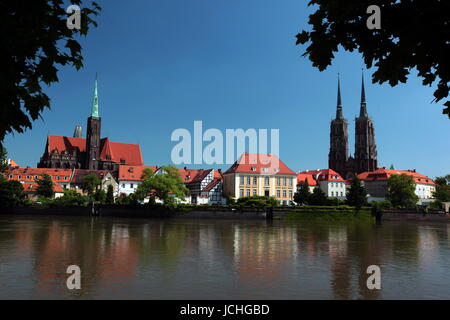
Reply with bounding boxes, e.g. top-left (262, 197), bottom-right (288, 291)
top-left (218, 169), bottom-right (222, 173)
